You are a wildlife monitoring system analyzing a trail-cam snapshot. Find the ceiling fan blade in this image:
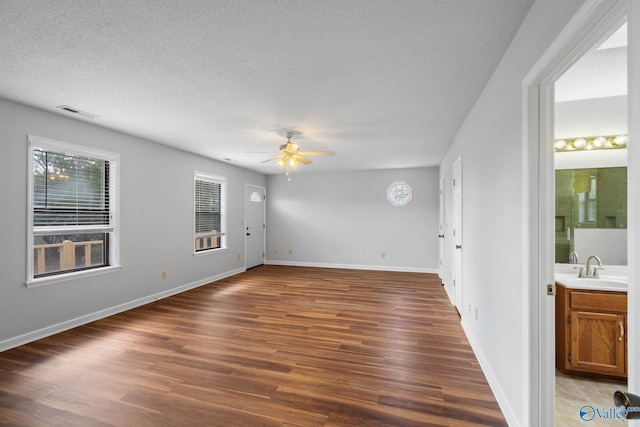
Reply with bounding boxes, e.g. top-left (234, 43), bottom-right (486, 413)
top-left (293, 155), bottom-right (312, 165)
top-left (300, 150), bottom-right (335, 156)
top-left (260, 156), bottom-right (283, 163)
